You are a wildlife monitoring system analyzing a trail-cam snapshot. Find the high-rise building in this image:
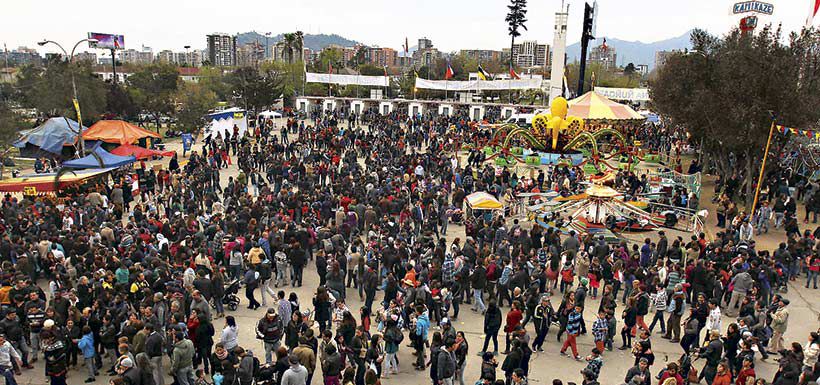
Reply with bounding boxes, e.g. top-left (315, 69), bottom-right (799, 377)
top-left (417, 38), bottom-right (433, 50)
top-left (120, 46), bottom-right (154, 64)
top-left (4, 46), bottom-right (42, 66)
top-left (207, 33), bottom-right (237, 67)
top-left (654, 50), bottom-right (678, 69)
top-left (365, 47), bottom-right (397, 67)
top-left (588, 43), bottom-right (617, 70)
top-left (237, 42), bottom-right (265, 67)
top-left (509, 41), bottom-right (549, 68)
top-left (74, 51), bottom-right (97, 64)
top-left (459, 49), bottom-right (503, 63)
